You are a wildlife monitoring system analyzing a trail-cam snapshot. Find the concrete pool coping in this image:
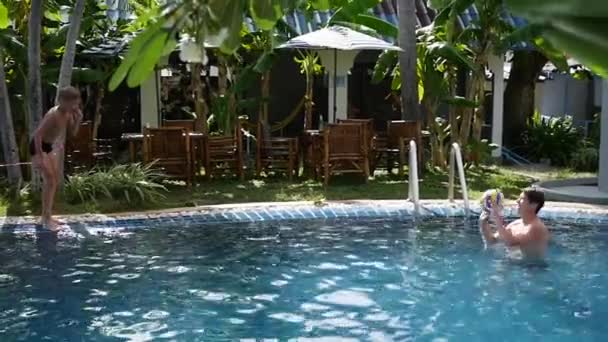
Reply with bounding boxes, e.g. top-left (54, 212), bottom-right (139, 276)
top-left (534, 177), bottom-right (608, 205)
top-left (1, 199), bottom-right (607, 235)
